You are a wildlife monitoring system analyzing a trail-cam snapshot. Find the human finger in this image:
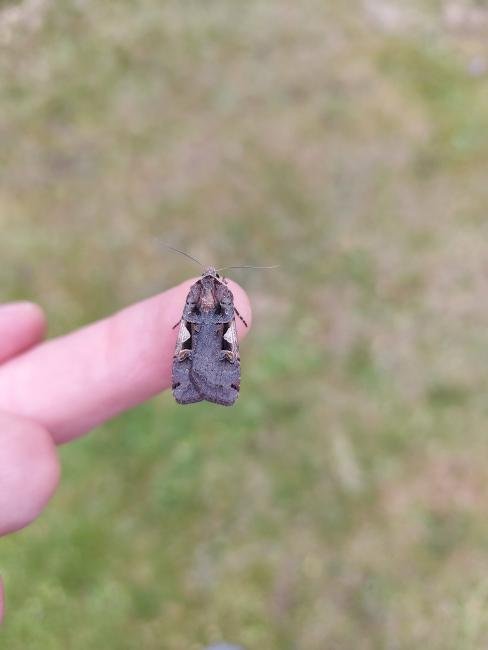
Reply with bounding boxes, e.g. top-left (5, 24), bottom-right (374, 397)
top-left (0, 412), bottom-right (60, 537)
top-left (0, 280), bottom-right (251, 444)
top-left (0, 412), bottom-right (59, 625)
